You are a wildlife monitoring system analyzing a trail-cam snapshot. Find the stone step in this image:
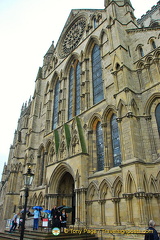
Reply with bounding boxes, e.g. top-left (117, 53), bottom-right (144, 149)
top-left (0, 229), bottom-right (99, 240)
